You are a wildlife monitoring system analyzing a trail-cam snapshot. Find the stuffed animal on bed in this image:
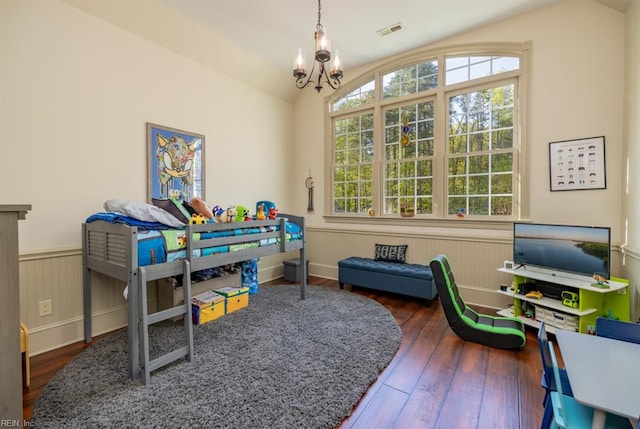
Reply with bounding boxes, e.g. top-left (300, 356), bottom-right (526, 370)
top-left (256, 200), bottom-right (276, 221)
top-left (216, 205), bottom-right (237, 223)
top-left (225, 205), bottom-right (237, 222)
top-left (190, 214), bottom-right (207, 224)
top-left (256, 203), bottom-right (266, 220)
top-left (268, 206), bottom-right (278, 219)
top-left (190, 197), bottom-right (213, 219)
top-left (235, 205), bottom-right (250, 222)
top-left (212, 205), bottom-right (224, 219)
